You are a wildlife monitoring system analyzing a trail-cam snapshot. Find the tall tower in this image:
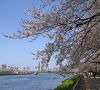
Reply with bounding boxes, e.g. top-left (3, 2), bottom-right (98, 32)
top-left (38, 62), bottom-right (41, 71)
